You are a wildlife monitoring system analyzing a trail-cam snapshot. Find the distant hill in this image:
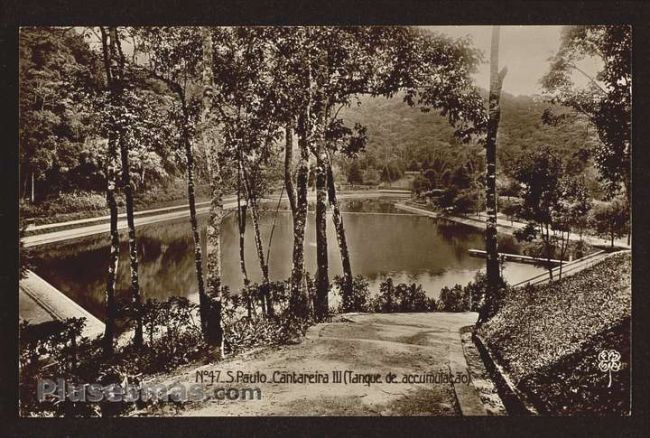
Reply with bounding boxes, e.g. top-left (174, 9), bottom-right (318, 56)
top-left (338, 92), bottom-right (600, 180)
